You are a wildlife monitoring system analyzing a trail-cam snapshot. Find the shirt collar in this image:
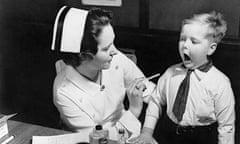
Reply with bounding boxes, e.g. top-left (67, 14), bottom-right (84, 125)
top-left (180, 58), bottom-right (213, 72)
top-left (177, 61), bottom-right (213, 81)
